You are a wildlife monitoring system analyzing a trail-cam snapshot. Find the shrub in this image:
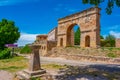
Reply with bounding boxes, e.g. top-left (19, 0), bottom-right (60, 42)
top-left (20, 45), bottom-right (31, 54)
top-left (30, 77), bottom-right (41, 80)
top-left (0, 48), bottom-right (12, 59)
top-left (107, 53), bottom-right (117, 58)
